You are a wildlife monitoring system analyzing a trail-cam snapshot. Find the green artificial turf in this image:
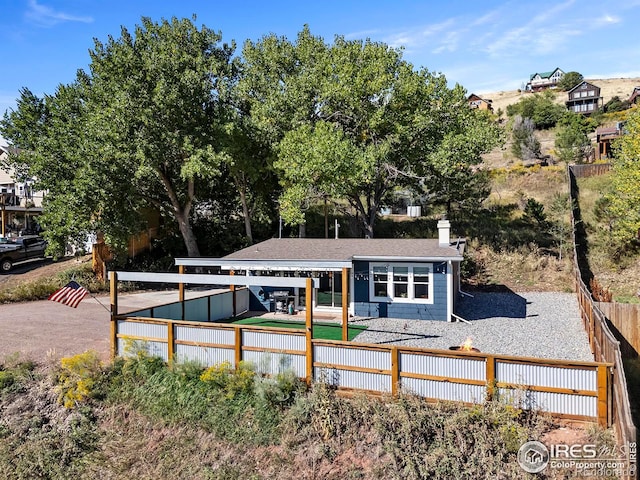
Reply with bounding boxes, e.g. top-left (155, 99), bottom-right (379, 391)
top-left (232, 317), bottom-right (367, 341)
